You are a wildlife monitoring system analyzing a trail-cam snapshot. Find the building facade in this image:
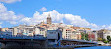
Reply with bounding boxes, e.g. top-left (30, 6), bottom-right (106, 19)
top-left (97, 29), bottom-right (107, 39)
top-left (0, 28), bottom-right (14, 35)
top-left (13, 25), bottom-right (34, 36)
top-left (103, 30), bottom-right (111, 40)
